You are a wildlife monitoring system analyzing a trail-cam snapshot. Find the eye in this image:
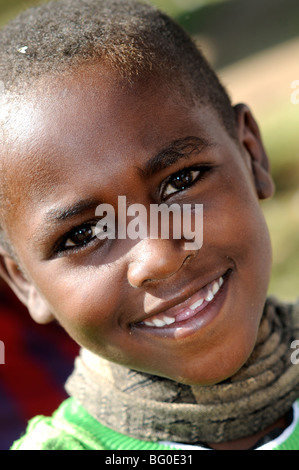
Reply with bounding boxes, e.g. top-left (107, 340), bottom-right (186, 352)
top-left (54, 219), bottom-right (110, 256)
top-left (57, 222), bottom-right (105, 253)
top-left (63, 223), bottom-right (99, 250)
top-left (161, 168), bottom-right (201, 198)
